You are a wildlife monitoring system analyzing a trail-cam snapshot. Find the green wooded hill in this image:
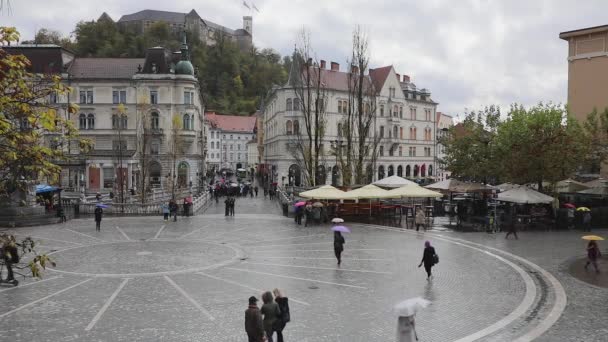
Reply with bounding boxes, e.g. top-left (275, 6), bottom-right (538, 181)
top-left (27, 19), bottom-right (290, 115)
